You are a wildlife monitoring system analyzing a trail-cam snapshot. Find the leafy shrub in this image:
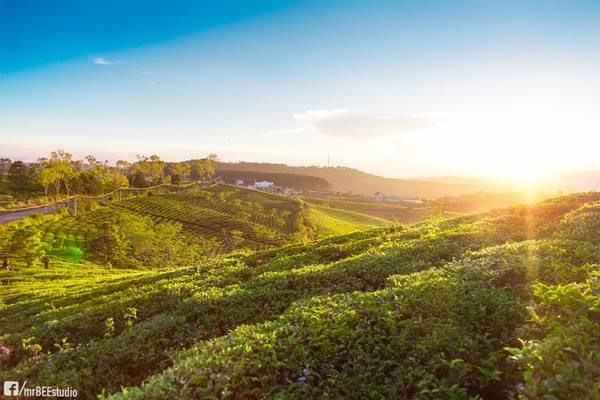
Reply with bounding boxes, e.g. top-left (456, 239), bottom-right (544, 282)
top-left (87, 209), bottom-right (199, 268)
top-left (3, 191), bottom-right (600, 399)
top-left (105, 265), bottom-right (523, 400)
top-left (507, 275), bottom-right (600, 399)
top-left (558, 201), bottom-right (600, 243)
